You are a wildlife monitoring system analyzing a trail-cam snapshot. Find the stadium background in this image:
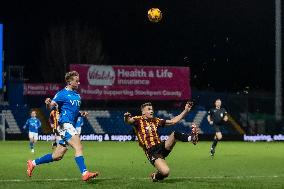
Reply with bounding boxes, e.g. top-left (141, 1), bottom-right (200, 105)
top-left (0, 0), bottom-right (282, 141)
top-left (0, 0), bottom-right (283, 188)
